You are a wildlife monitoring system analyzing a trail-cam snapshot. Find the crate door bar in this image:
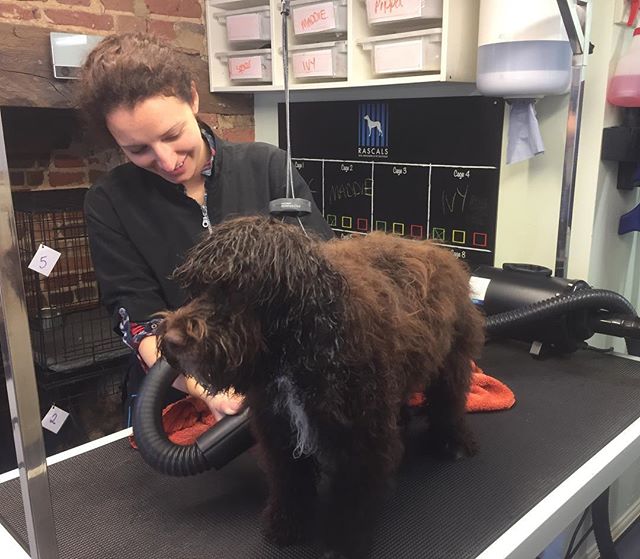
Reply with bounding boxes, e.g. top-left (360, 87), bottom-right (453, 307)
top-left (0, 109), bottom-right (59, 558)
